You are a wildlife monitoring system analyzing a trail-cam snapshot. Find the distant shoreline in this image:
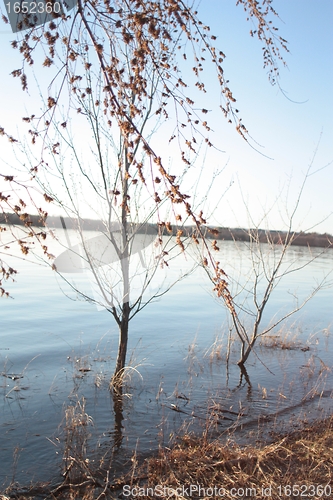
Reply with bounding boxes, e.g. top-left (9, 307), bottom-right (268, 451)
top-left (1, 212), bottom-right (332, 249)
